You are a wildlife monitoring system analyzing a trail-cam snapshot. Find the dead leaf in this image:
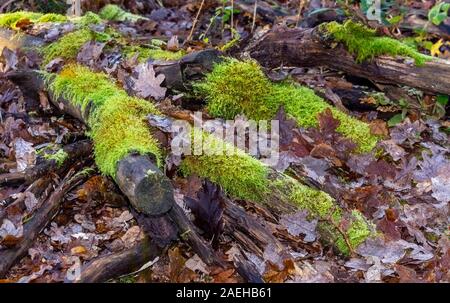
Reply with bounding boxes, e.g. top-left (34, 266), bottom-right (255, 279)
top-left (370, 119), bottom-right (389, 137)
top-left (185, 254), bottom-right (210, 274)
top-left (280, 210), bottom-right (317, 242)
top-left (121, 226), bottom-right (141, 248)
top-left (13, 138), bottom-right (36, 172)
top-left (213, 268), bottom-right (238, 283)
top-left (167, 36), bottom-right (180, 51)
top-left (71, 246), bottom-right (87, 256)
top-left (168, 247), bottom-right (197, 282)
top-left (263, 259), bottom-right (299, 283)
top-left (132, 62), bottom-right (166, 100)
